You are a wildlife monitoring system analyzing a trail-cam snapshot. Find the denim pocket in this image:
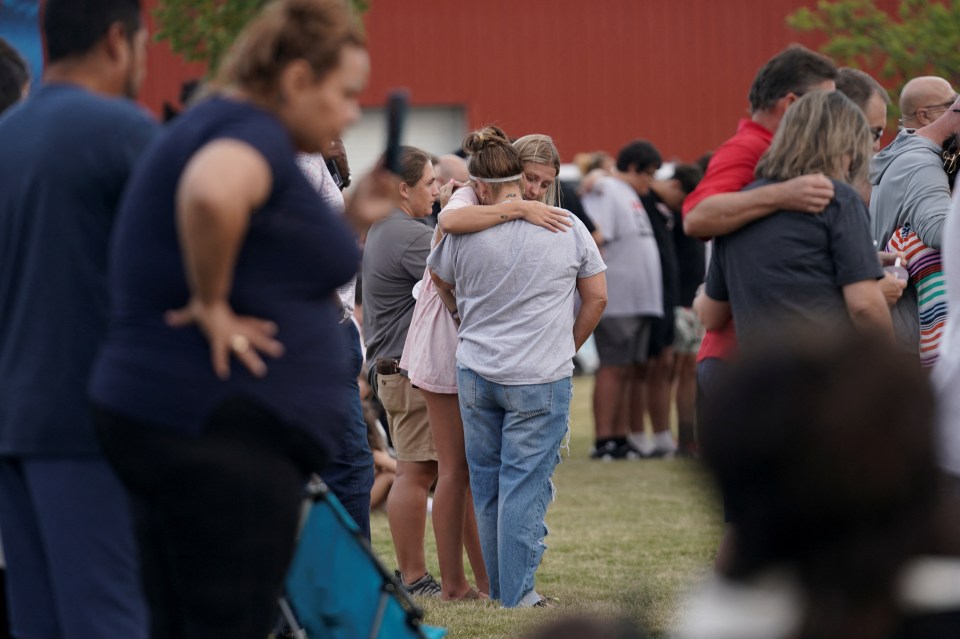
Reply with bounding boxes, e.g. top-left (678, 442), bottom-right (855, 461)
top-left (457, 367), bottom-right (477, 409)
top-left (505, 383), bottom-right (553, 418)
